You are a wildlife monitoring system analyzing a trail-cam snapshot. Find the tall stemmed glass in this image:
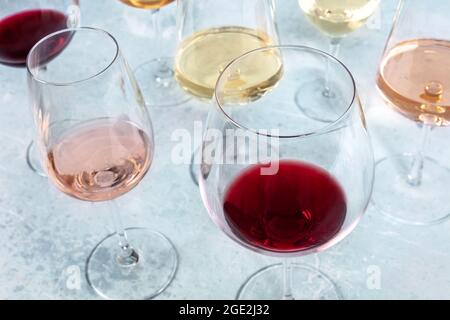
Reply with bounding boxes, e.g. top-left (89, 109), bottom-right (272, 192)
top-left (0, 0), bottom-right (80, 177)
top-left (199, 46), bottom-right (374, 299)
top-left (373, 0), bottom-right (450, 225)
top-left (27, 27), bottom-right (178, 299)
top-left (175, 0), bottom-right (280, 185)
top-left (119, 0), bottom-right (189, 107)
top-left (296, 0), bottom-right (379, 122)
